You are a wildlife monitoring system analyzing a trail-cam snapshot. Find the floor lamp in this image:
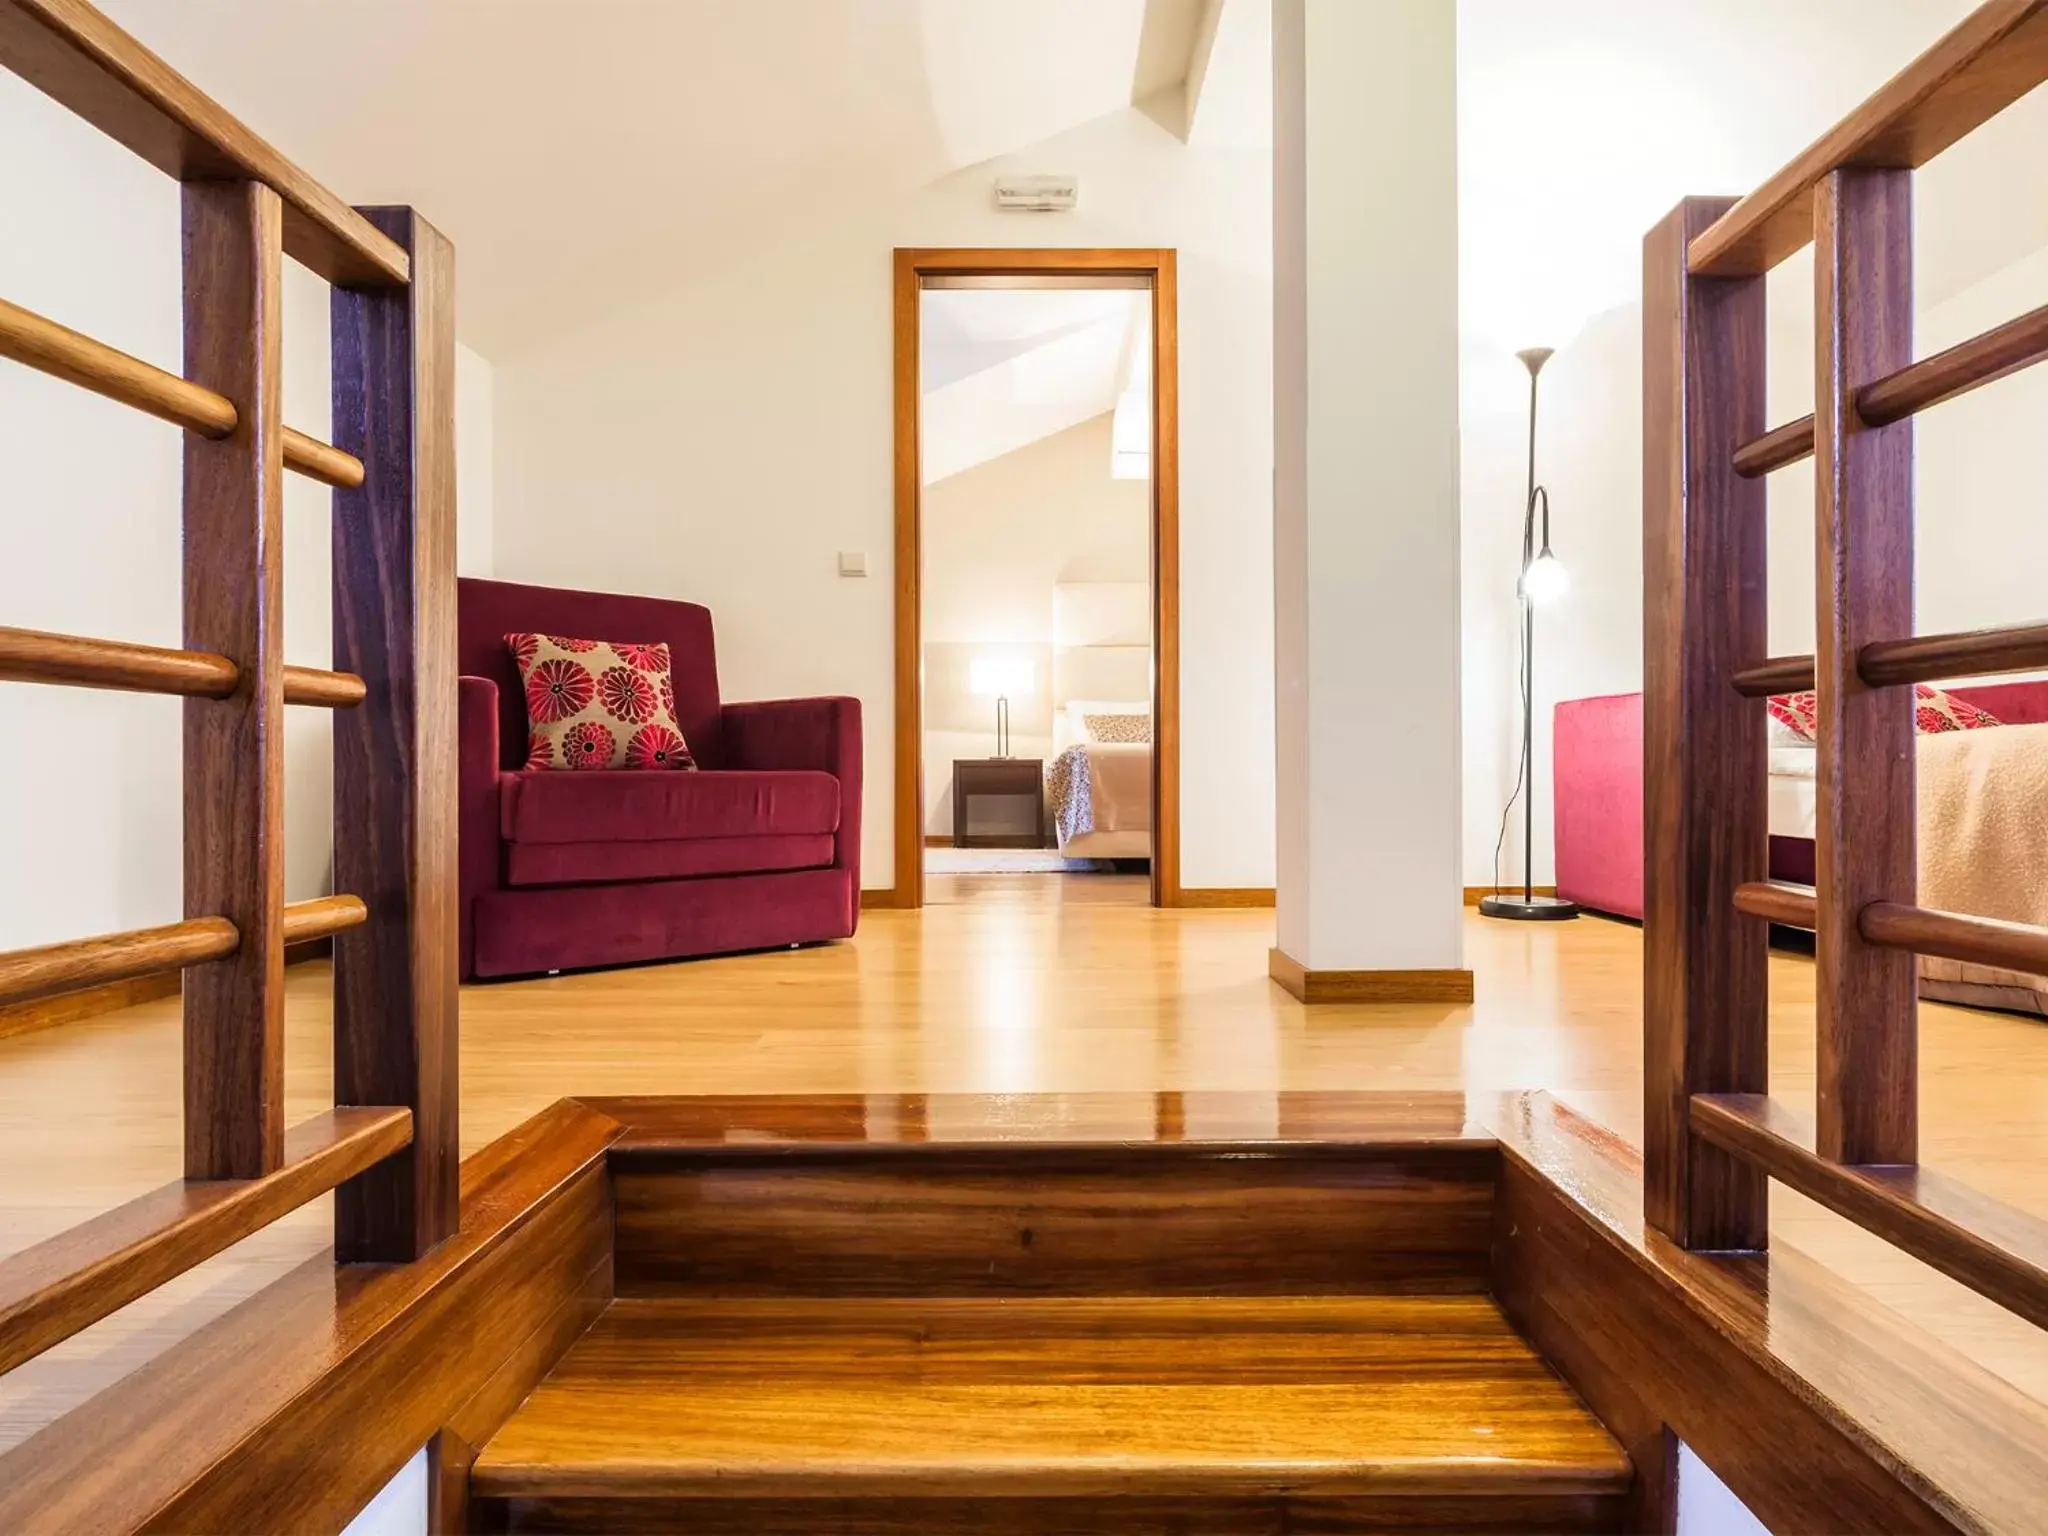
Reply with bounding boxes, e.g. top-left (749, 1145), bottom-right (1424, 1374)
top-left (1480, 346), bottom-right (1580, 921)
